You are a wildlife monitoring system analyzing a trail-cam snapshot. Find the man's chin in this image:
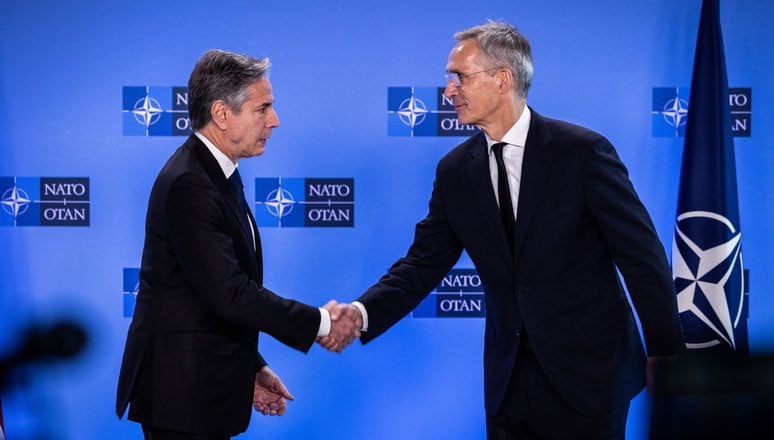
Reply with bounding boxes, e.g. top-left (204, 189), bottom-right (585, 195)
top-left (454, 111), bottom-right (471, 126)
top-left (253, 141), bottom-right (267, 156)
top-left (244, 147), bottom-right (265, 158)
